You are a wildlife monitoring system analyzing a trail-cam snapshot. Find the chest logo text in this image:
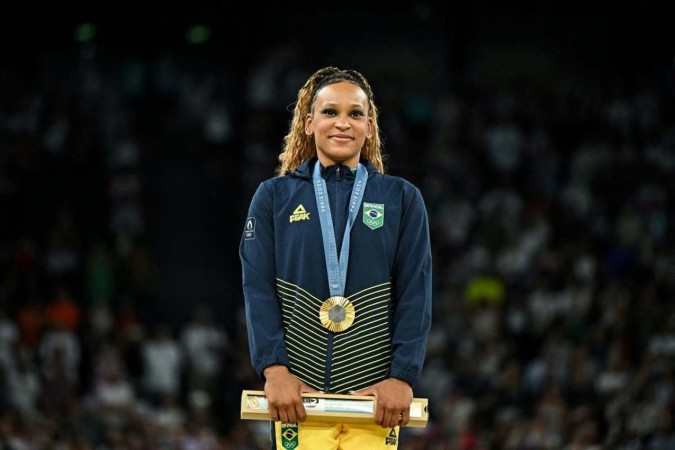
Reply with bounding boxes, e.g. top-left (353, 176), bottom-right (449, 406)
top-left (290, 204), bottom-right (311, 223)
